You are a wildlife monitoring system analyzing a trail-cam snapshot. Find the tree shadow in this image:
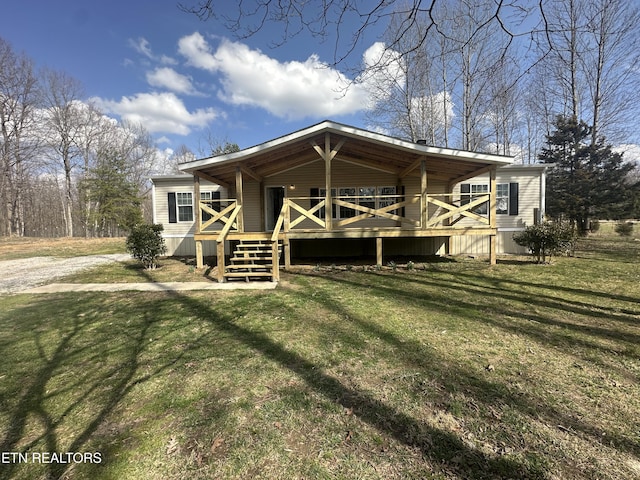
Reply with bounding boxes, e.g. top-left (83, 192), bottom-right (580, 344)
top-left (293, 270), bottom-right (640, 459)
top-left (0, 293), bottom-right (216, 480)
